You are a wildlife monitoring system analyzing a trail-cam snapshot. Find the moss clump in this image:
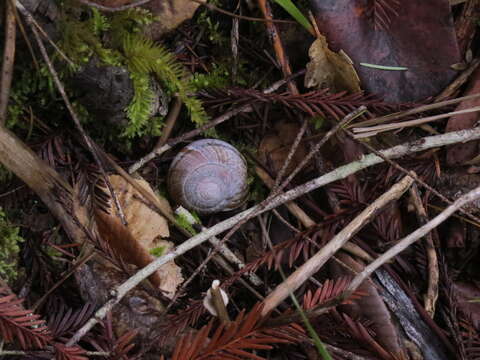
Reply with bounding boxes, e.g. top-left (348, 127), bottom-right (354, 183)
top-left (175, 212), bottom-right (198, 235)
top-left (0, 208), bottom-right (25, 283)
top-left (58, 5), bottom-right (208, 139)
top-left (149, 245), bottom-right (166, 257)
